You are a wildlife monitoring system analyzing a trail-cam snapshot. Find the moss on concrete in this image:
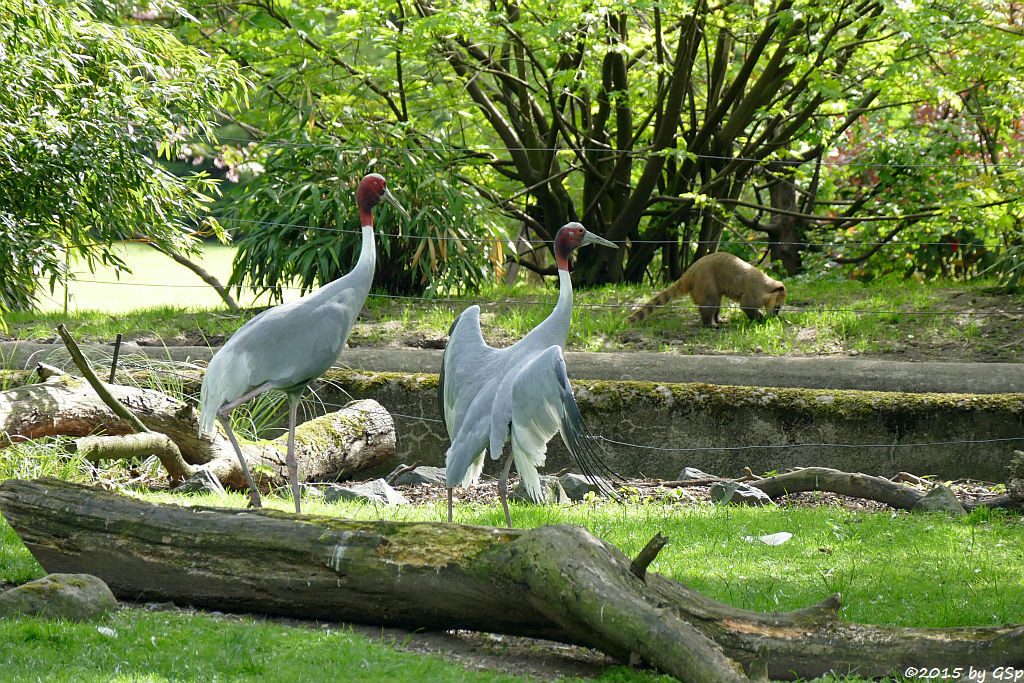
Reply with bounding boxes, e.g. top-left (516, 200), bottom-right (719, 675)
top-left (322, 368), bottom-right (1022, 422)
top-left (322, 369), bottom-right (440, 393)
top-left (572, 378), bottom-right (1024, 420)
